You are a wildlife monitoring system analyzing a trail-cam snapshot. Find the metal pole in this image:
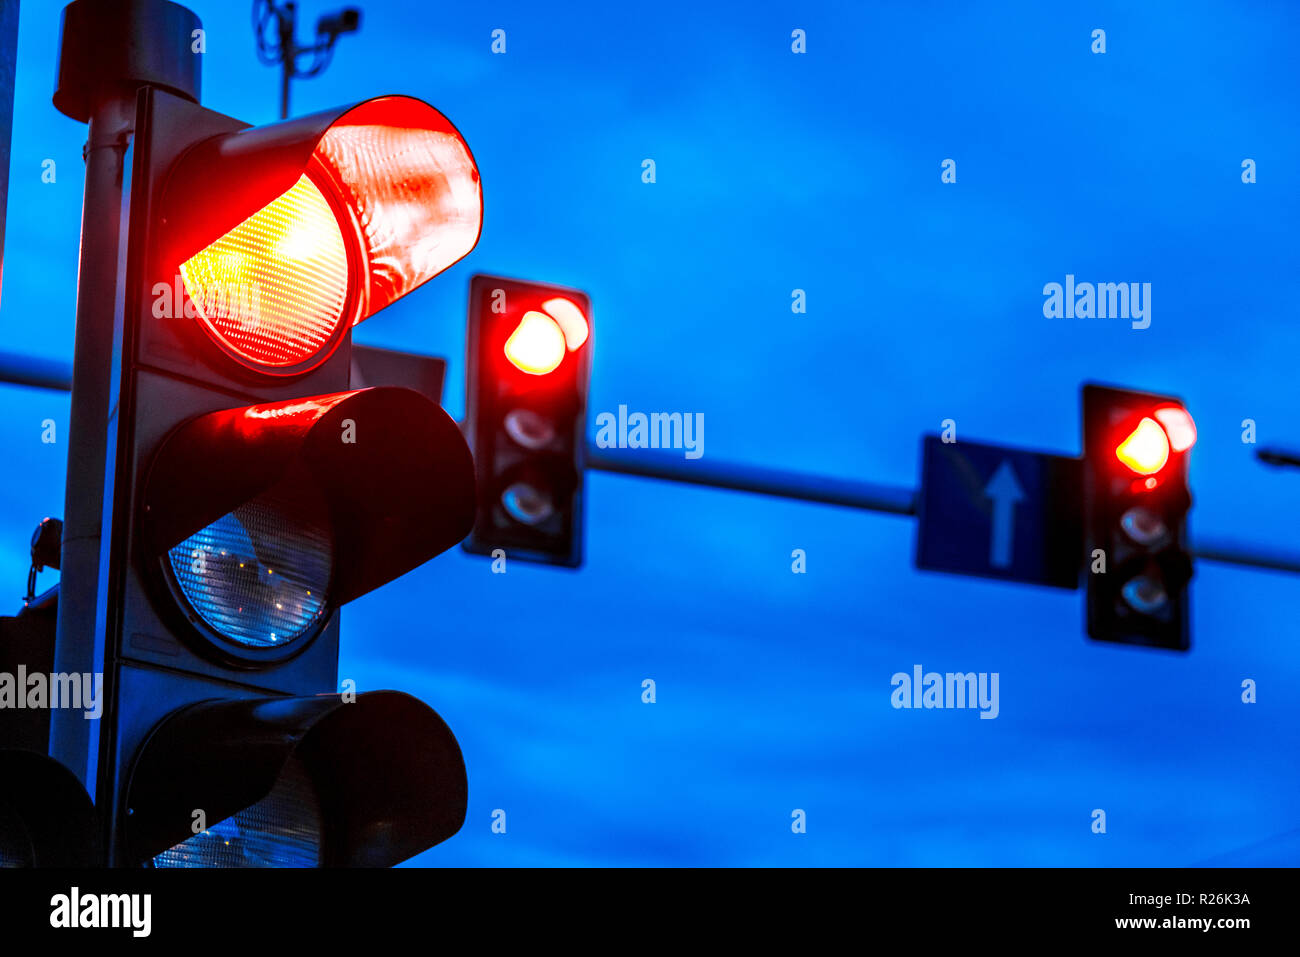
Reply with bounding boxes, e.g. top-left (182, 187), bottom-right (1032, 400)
top-left (586, 445), bottom-right (1300, 576)
top-left (586, 445), bottom-right (916, 515)
top-left (48, 0), bottom-right (203, 795)
top-left (1190, 541), bottom-right (1300, 576)
top-left (280, 58), bottom-right (290, 120)
top-left (48, 96), bottom-right (135, 788)
top-left (278, 1), bottom-right (296, 119)
top-left (0, 351), bottom-right (75, 392)
top-left (1257, 447), bottom-right (1300, 469)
